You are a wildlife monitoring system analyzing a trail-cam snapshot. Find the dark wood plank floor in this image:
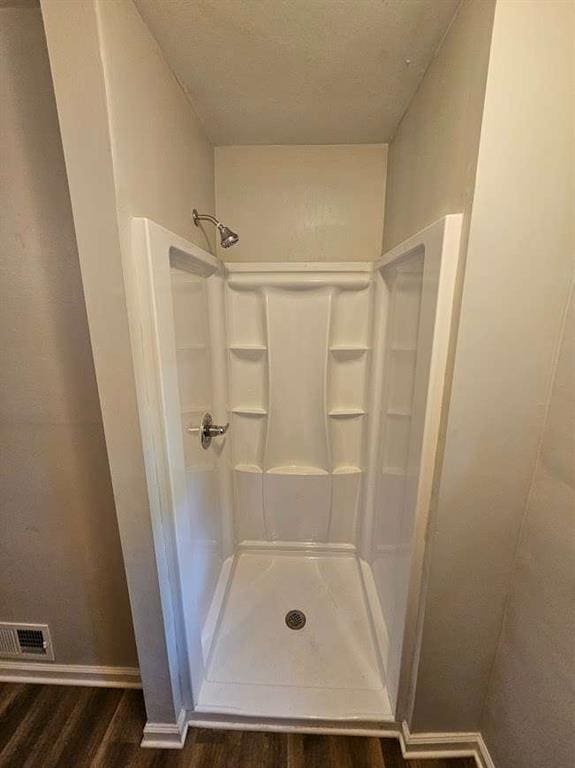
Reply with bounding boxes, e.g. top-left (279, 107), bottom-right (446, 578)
top-left (0, 683), bottom-right (475, 768)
